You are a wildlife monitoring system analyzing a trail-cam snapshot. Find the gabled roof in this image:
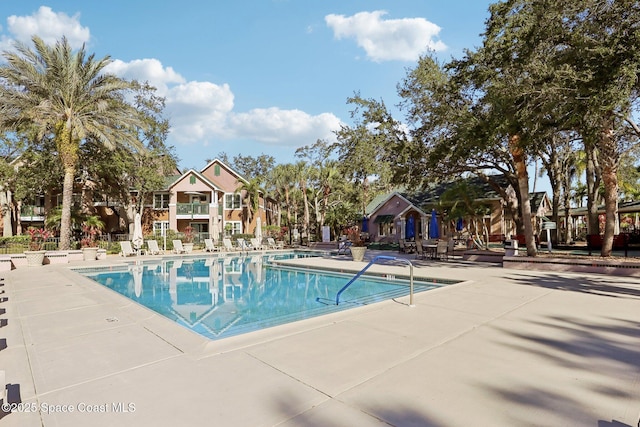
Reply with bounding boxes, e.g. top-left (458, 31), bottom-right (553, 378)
top-left (365, 190), bottom-right (428, 217)
top-left (162, 174), bottom-right (182, 189)
top-left (402, 174), bottom-right (512, 206)
top-left (368, 174), bottom-right (549, 216)
top-left (529, 191), bottom-right (550, 213)
top-left (200, 158), bottom-right (248, 184)
top-left (169, 168), bottom-right (222, 191)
